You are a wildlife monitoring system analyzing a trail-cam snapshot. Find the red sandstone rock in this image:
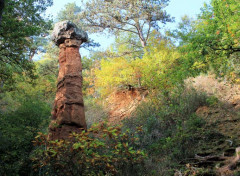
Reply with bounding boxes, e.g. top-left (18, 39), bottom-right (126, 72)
top-left (48, 21), bottom-right (87, 140)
